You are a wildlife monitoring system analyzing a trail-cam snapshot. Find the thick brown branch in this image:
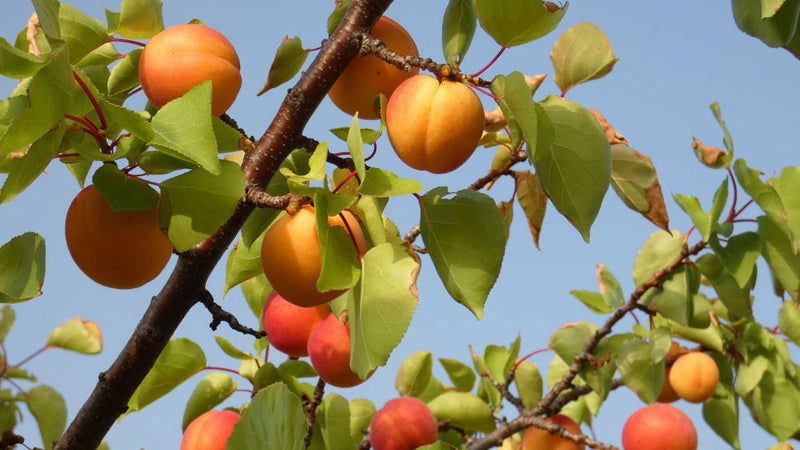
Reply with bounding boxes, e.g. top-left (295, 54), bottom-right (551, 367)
top-left (197, 290), bottom-right (265, 339)
top-left (53, 1), bottom-right (394, 448)
top-left (246, 187), bottom-right (310, 213)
